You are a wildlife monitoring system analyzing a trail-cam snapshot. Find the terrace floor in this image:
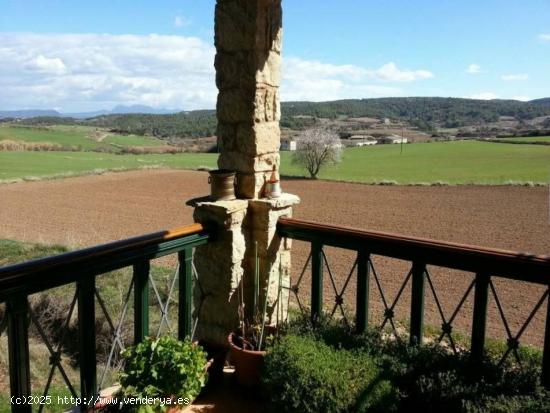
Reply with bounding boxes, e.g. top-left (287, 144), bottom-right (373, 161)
top-left (187, 367), bottom-right (264, 413)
